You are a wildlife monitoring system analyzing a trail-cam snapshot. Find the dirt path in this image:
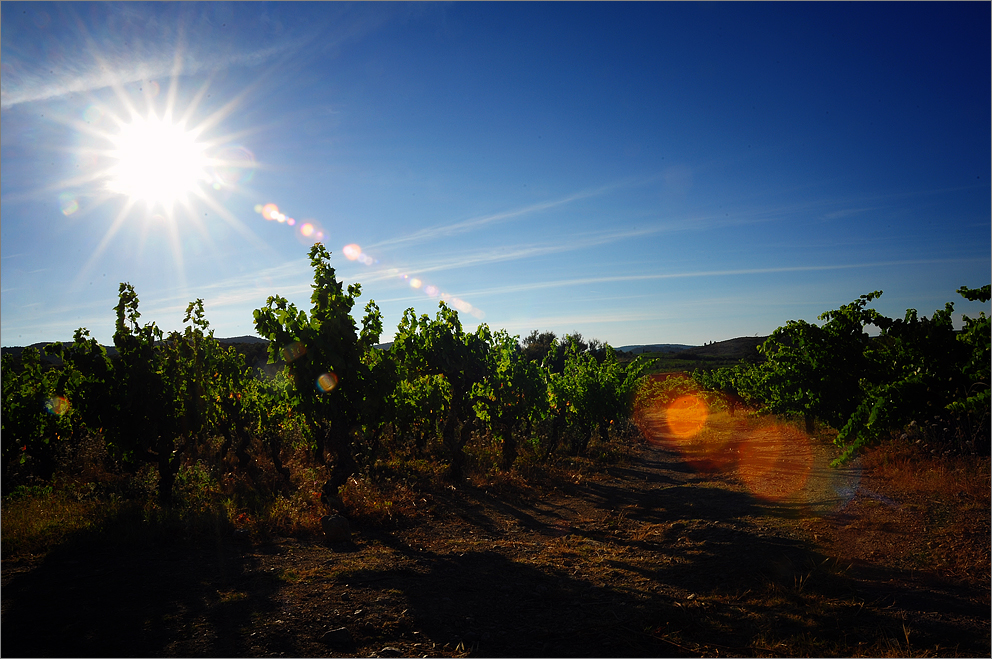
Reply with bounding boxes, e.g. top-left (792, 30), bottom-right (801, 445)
top-left (3, 415), bottom-right (989, 657)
